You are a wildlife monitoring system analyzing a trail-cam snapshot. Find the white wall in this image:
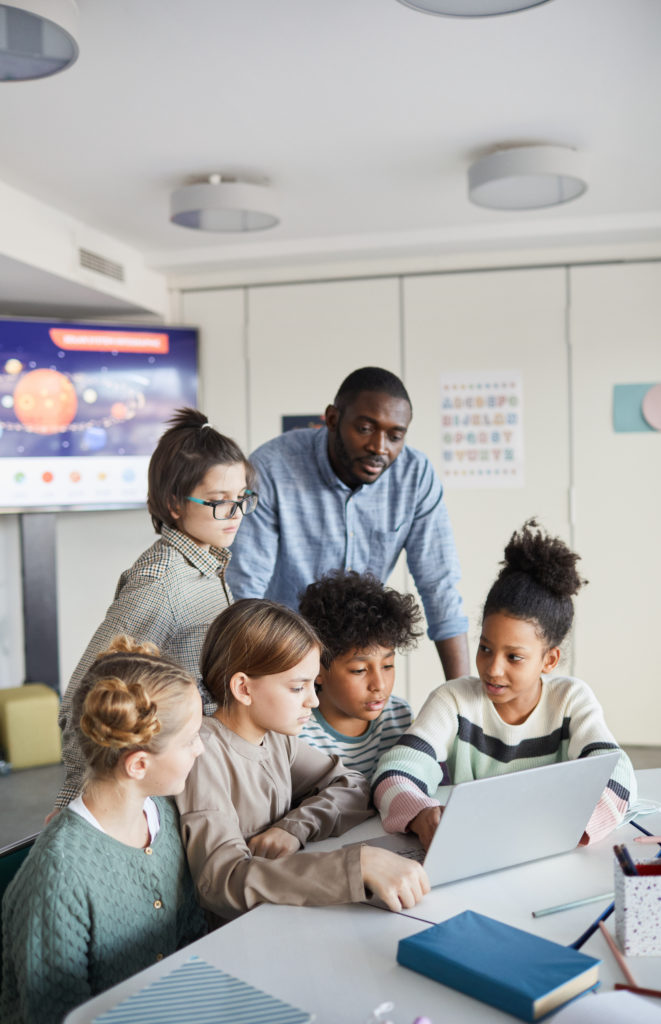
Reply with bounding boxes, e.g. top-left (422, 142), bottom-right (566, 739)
top-left (56, 509), bottom-right (156, 686)
top-left (569, 263), bottom-right (661, 744)
top-left (402, 268), bottom-right (570, 709)
top-left (0, 516), bottom-right (24, 687)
